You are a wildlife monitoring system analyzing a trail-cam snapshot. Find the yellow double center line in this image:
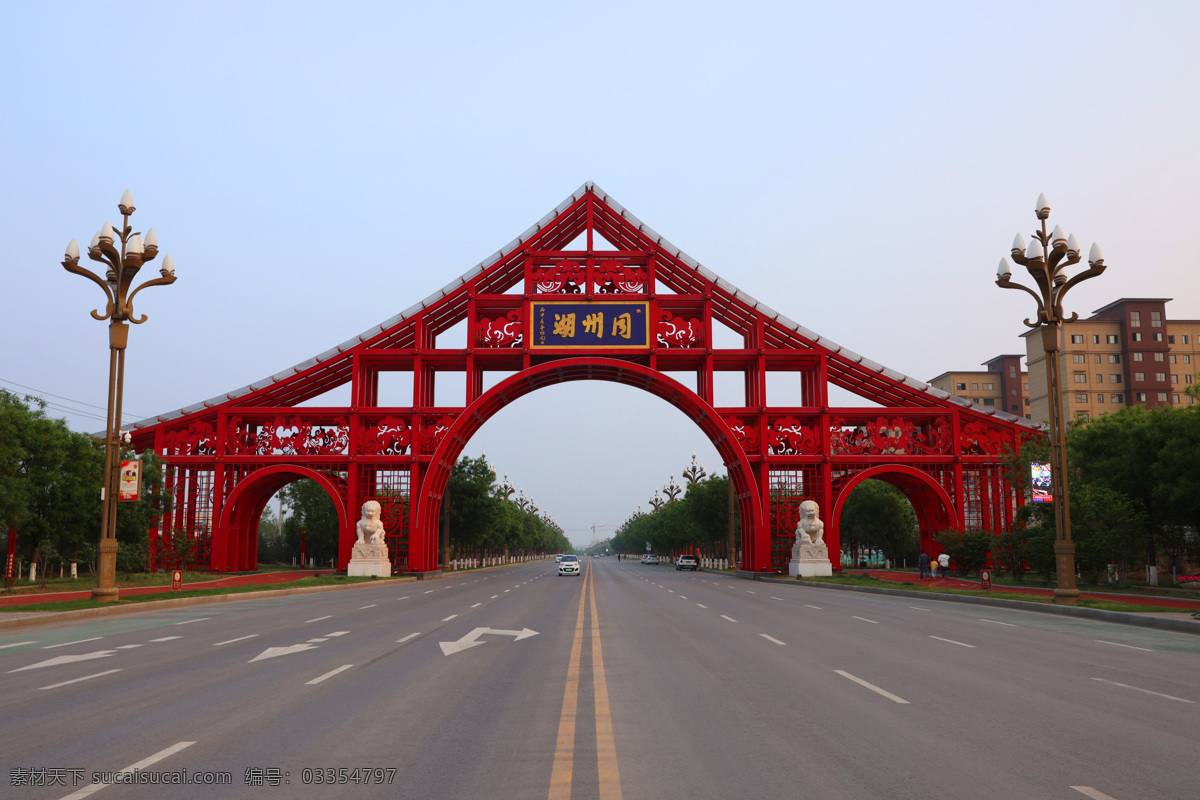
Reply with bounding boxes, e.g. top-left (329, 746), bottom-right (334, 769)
top-left (547, 560), bottom-right (622, 800)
